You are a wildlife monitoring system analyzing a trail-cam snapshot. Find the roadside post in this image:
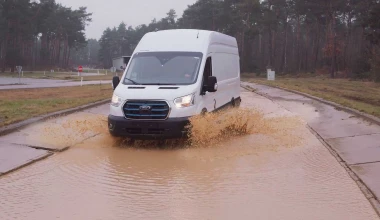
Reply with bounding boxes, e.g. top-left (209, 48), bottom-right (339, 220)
top-left (111, 67), bottom-right (117, 76)
top-left (78, 65), bottom-right (83, 77)
top-left (16, 66), bottom-right (22, 84)
top-left (267, 68), bottom-right (275, 81)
